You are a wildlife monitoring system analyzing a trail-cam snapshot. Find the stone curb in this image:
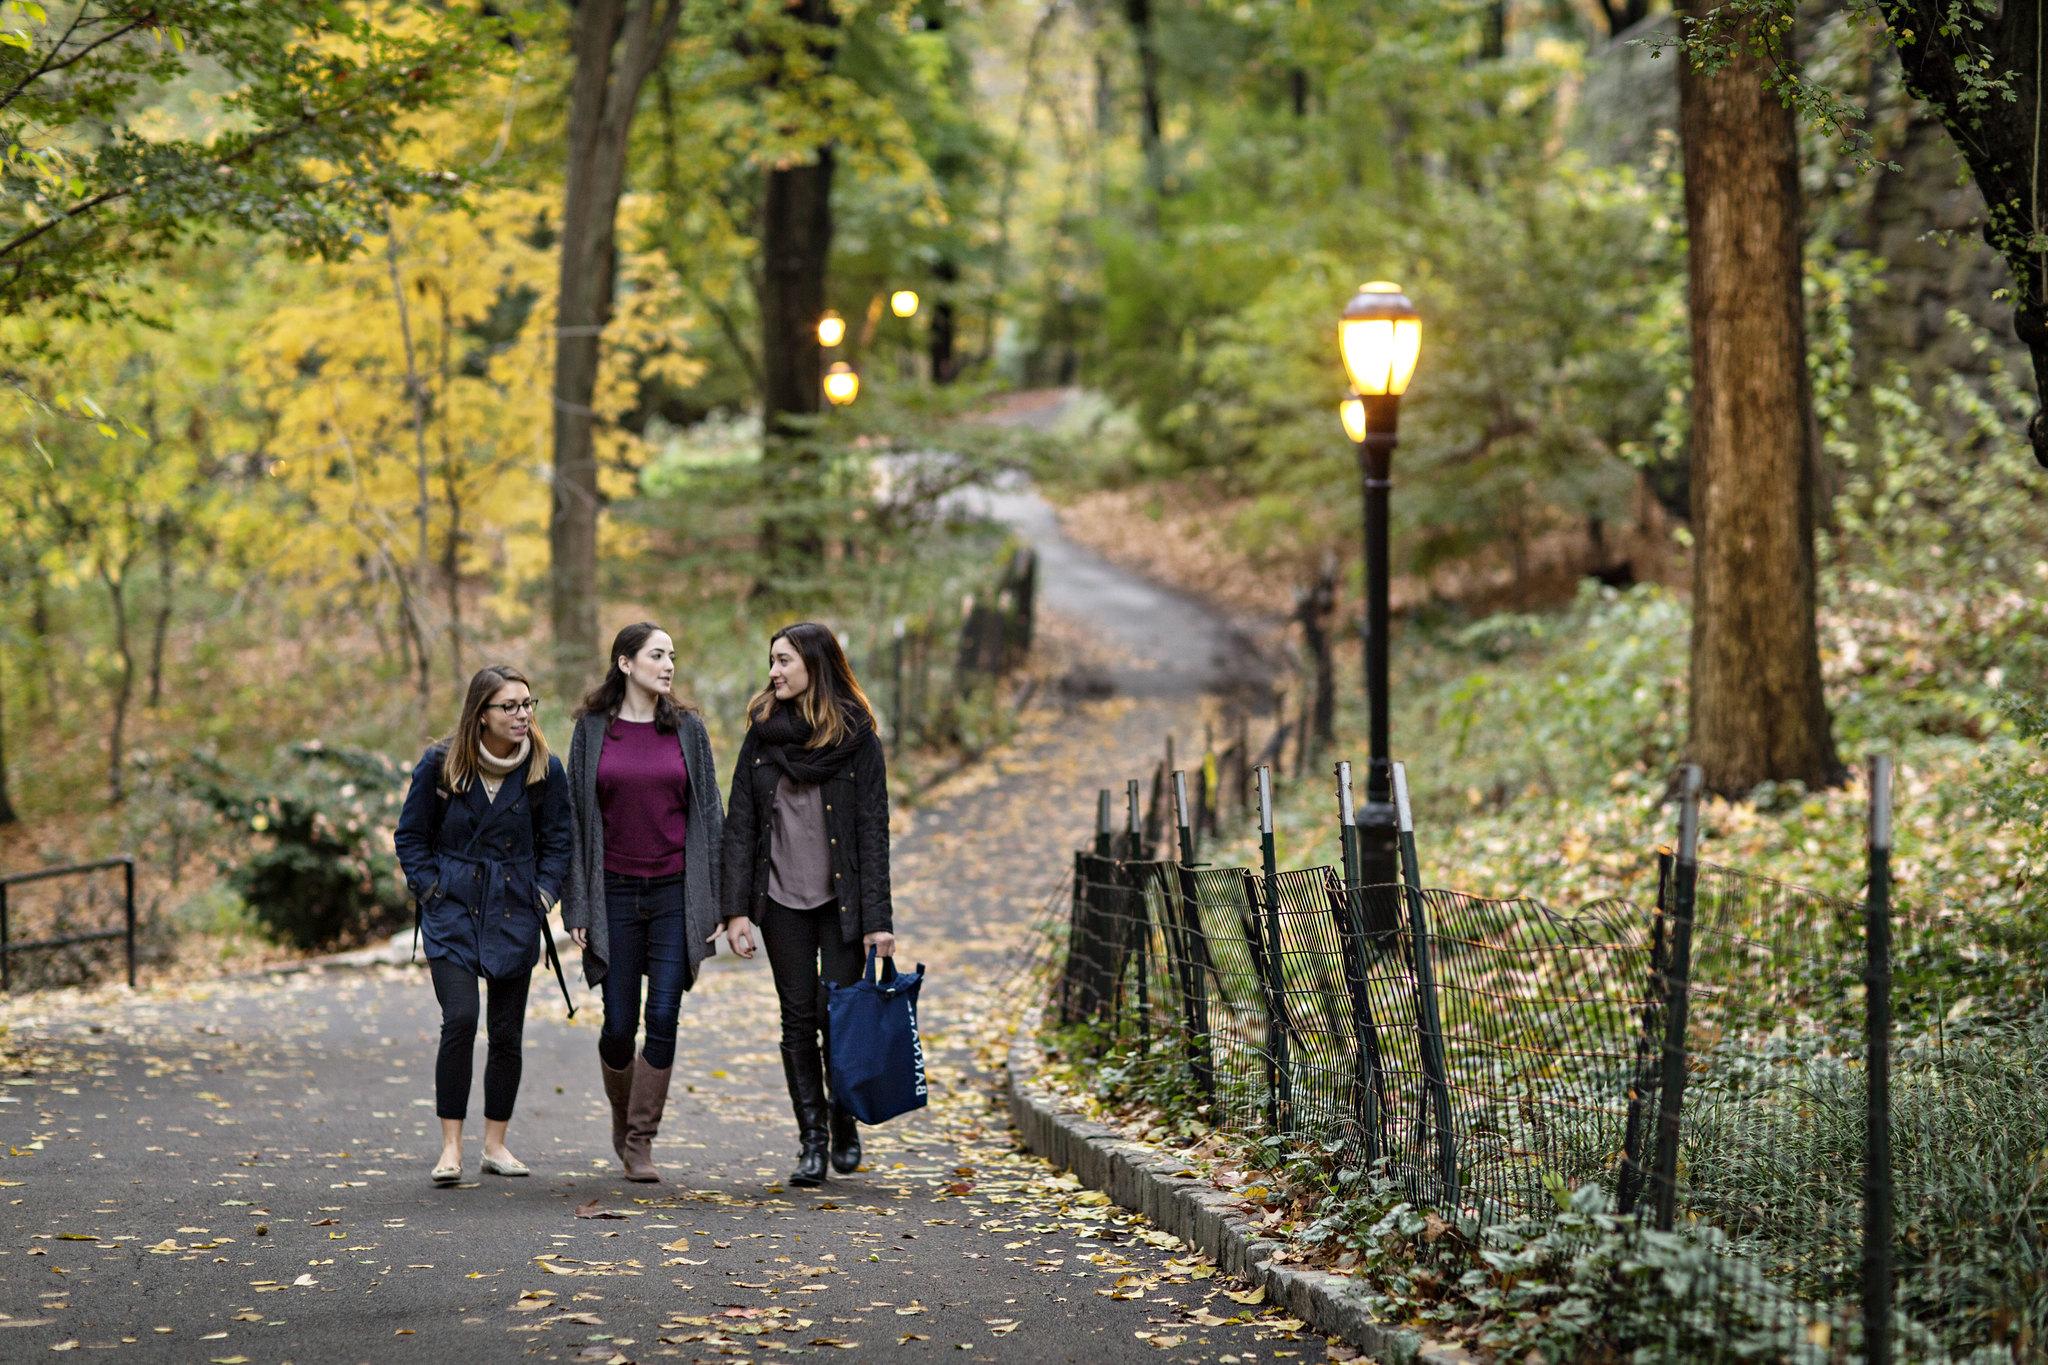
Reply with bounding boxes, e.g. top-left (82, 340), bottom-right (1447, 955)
top-left (1004, 1010), bottom-right (1478, 1365)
